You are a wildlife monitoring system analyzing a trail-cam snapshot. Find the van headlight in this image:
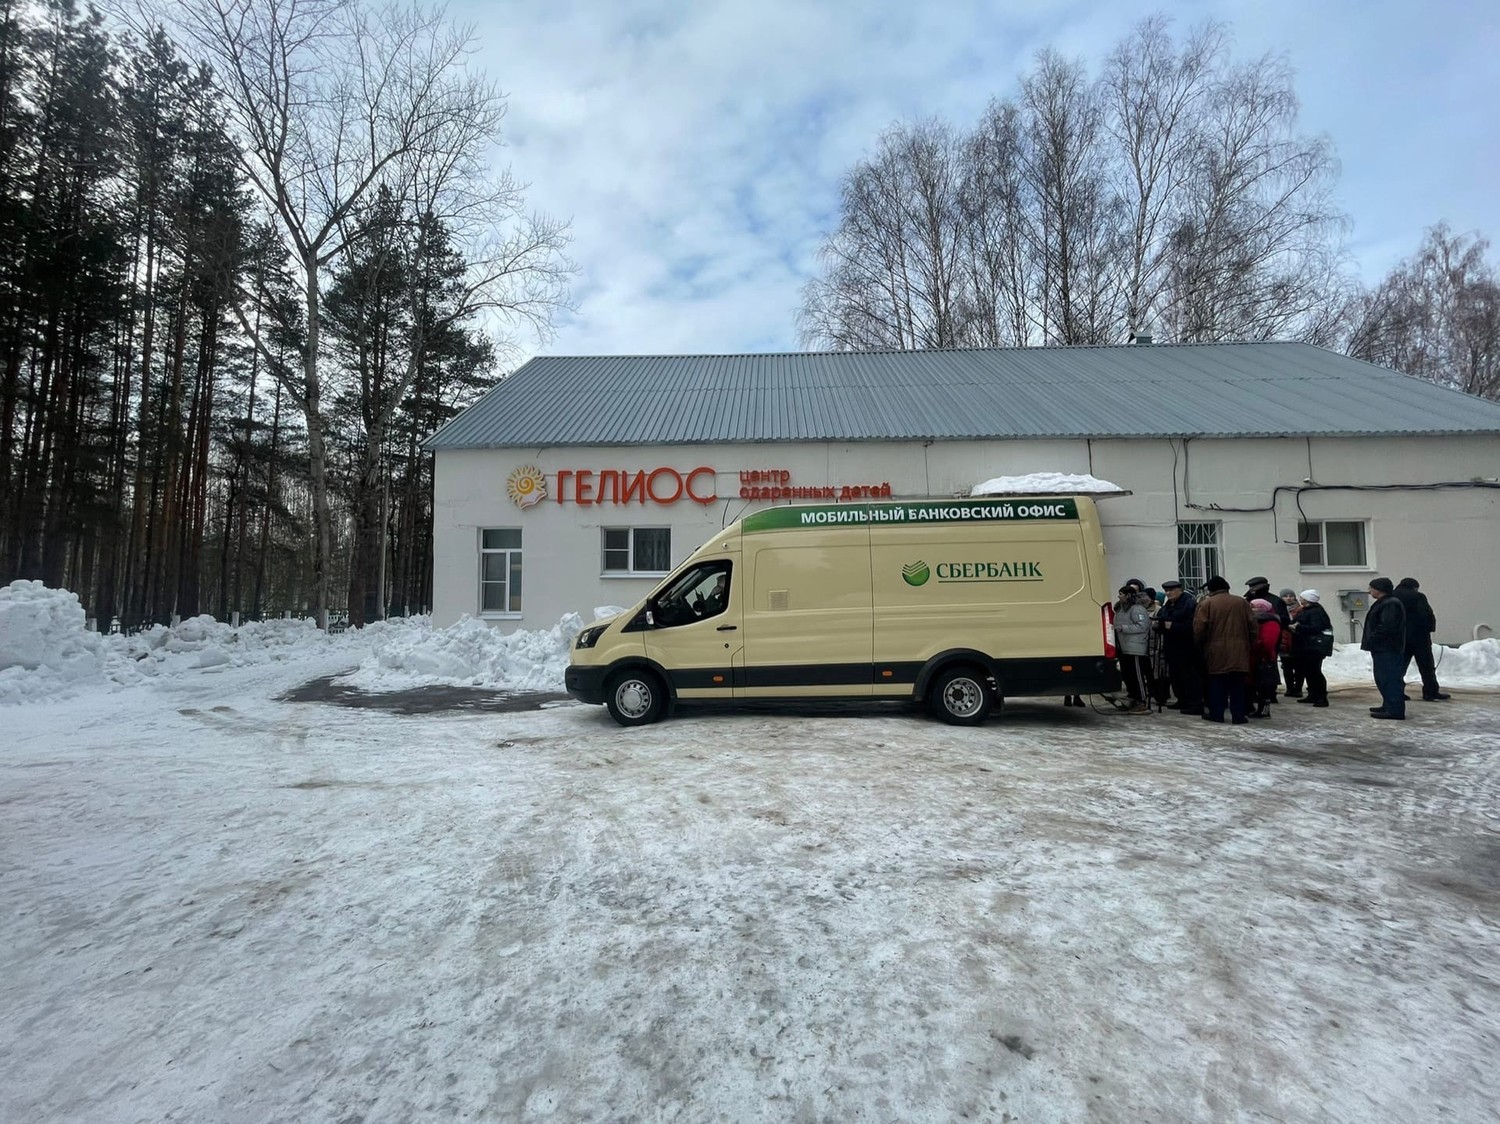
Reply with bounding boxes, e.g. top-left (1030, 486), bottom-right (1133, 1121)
top-left (575, 624), bottom-right (608, 650)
